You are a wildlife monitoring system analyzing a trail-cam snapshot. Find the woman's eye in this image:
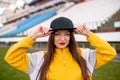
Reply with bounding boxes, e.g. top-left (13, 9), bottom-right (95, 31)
top-left (65, 34), bottom-right (70, 36)
top-left (55, 34), bottom-right (60, 36)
